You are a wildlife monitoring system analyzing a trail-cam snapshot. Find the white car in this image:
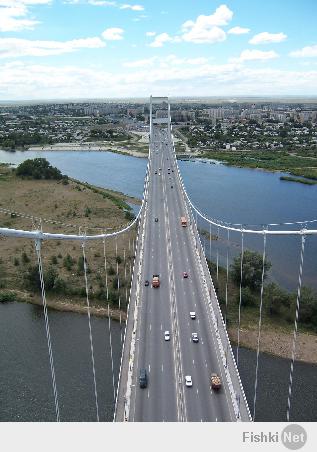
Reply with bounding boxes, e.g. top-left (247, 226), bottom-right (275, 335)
top-left (164, 331), bottom-right (170, 341)
top-left (185, 375), bottom-right (192, 387)
top-left (190, 312), bottom-right (196, 319)
top-left (192, 333), bottom-right (199, 343)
